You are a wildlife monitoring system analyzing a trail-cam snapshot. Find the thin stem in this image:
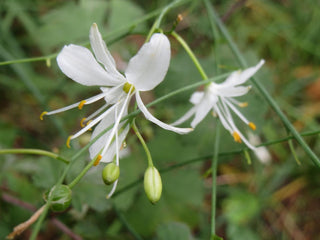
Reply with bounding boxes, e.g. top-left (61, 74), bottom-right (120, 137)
top-left (68, 158), bottom-right (96, 189)
top-left (132, 120), bottom-right (153, 167)
top-left (30, 204), bottom-right (50, 240)
top-left (211, 120), bottom-right (220, 236)
top-left (146, 0), bottom-right (191, 42)
top-left (113, 203), bottom-right (144, 240)
top-left (0, 148), bottom-right (69, 164)
top-left (203, 0), bottom-right (320, 167)
top-left (114, 129), bottom-right (320, 198)
top-left (171, 31), bottom-right (208, 80)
